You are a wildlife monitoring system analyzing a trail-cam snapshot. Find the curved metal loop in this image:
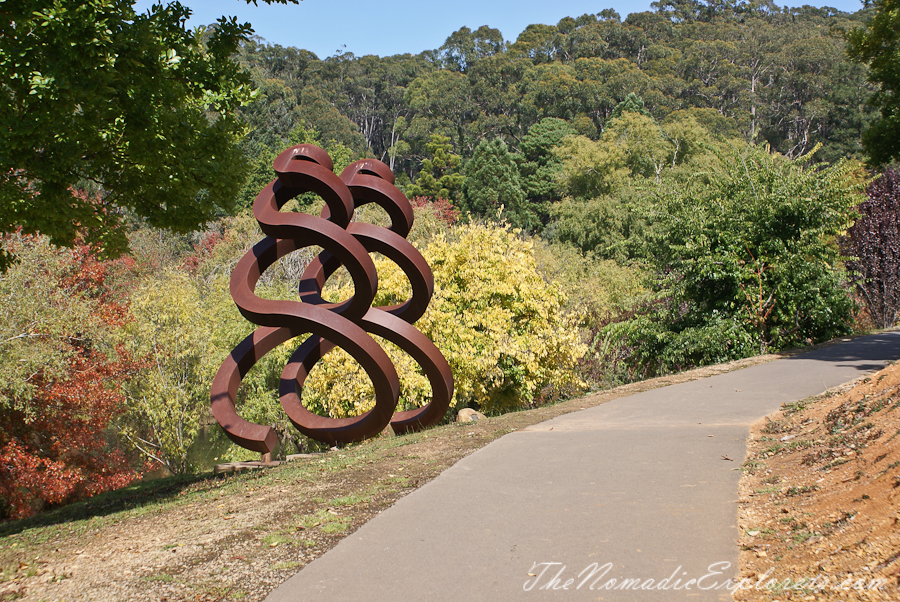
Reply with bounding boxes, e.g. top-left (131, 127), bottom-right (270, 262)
top-left (279, 308), bottom-right (452, 443)
top-left (211, 145), bottom-right (454, 452)
top-left (271, 144), bottom-right (354, 228)
top-left (339, 158), bottom-right (395, 184)
top-left (298, 223), bottom-right (433, 324)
